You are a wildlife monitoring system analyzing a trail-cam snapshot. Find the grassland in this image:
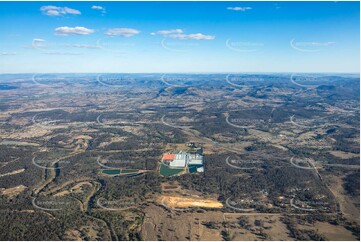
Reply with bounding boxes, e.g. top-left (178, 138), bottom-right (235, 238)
top-left (0, 73), bottom-right (359, 240)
